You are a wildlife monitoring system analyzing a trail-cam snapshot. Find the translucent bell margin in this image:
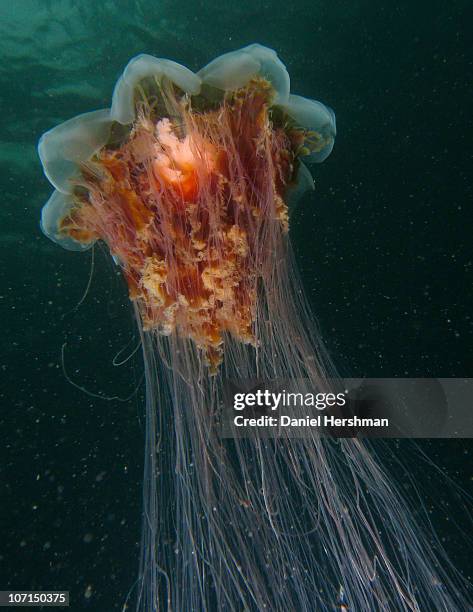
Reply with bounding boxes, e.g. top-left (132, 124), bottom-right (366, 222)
top-left (40, 189), bottom-right (95, 251)
top-left (111, 45), bottom-right (291, 125)
top-left (286, 161), bottom-right (315, 212)
top-left (110, 55), bottom-right (202, 124)
top-left (282, 94), bottom-right (336, 163)
top-left (197, 43), bottom-right (290, 105)
top-left (37, 108), bottom-right (112, 194)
